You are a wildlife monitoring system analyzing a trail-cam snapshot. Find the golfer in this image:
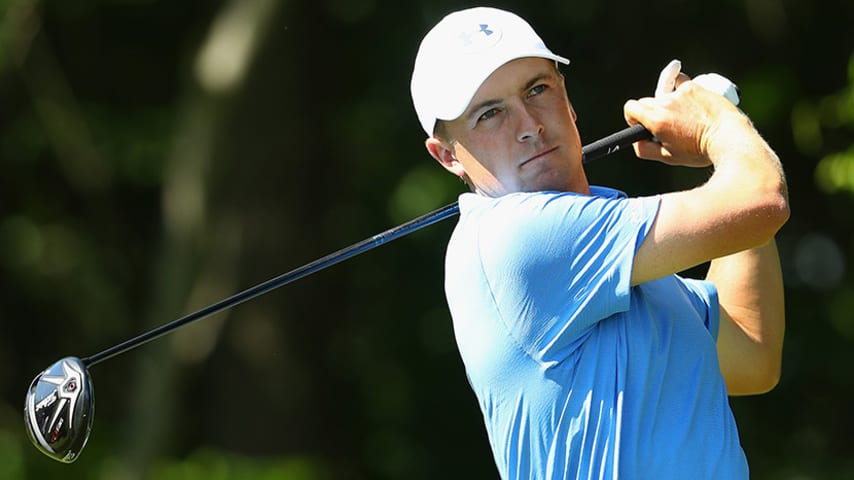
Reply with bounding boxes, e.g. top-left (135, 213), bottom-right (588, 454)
top-left (410, 7), bottom-right (788, 479)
